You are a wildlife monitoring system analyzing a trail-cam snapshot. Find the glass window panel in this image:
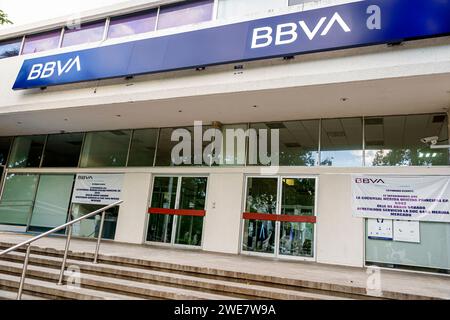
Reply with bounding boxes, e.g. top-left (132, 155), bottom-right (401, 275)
top-left (320, 118), bottom-right (363, 167)
top-left (218, 0), bottom-right (286, 19)
top-left (215, 123), bottom-right (248, 166)
top-left (155, 126), bottom-right (211, 166)
top-left (365, 114), bottom-right (449, 166)
top-left (108, 10), bottom-right (157, 39)
top-left (7, 135), bottom-right (46, 168)
top-left (147, 177), bottom-right (178, 243)
top-left (249, 120), bottom-right (319, 166)
top-left (281, 178), bottom-right (315, 216)
top-left (0, 38), bottom-right (21, 59)
top-left (22, 30), bottom-right (61, 54)
top-left (127, 128), bottom-right (158, 167)
top-left (279, 222), bottom-right (314, 257)
top-left (365, 220), bottom-right (450, 274)
top-left (0, 174), bottom-right (39, 226)
top-left (157, 0), bottom-right (214, 30)
top-left (70, 204), bottom-right (118, 240)
top-left (62, 21), bottom-right (105, 47)
top-left (42, 133), bottom-right (84, 167)
top-left (29, 174), bottom-right (74, 232)
top-left (0, 136), bottom-right (12, 165)
top-left (175, 177), bottom-right (208, 246)
top-left (243, 178), bottom-right (278, 254)
top-left (79, 130), bottom-right (131, 167)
